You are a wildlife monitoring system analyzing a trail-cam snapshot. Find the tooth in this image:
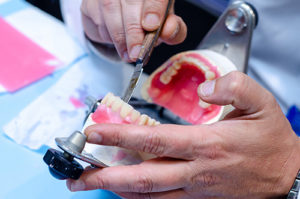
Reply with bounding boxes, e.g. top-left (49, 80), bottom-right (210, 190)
top-left (173, 62), bottom-right (181, 70)
top-left (168, 67), bottom-right (177, 76)
top-left (199, 99), bottom-right (211, 108)
top-left (154, 121), bottom-right (161, 126)
top-left (111, 97), bottom-right (123, 112)
top-left (120, 103), bottom-right (133, 119)
top-left (106, 94), bottom-right (116, 107)
top-left (198, 62), bottom-right (209, 72)
top-left (205, 71), bottom-right (216, 80)
top-left (101, 92), bottom-right (114, 105)
top-left (147, 118), bottom-right (155, 126)
top-left (160, 74), bottom-right (172, 84)
top-left (131, 110), bottom-right (141, 123)
top-left (138, 114), bottom-right (149, 125)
